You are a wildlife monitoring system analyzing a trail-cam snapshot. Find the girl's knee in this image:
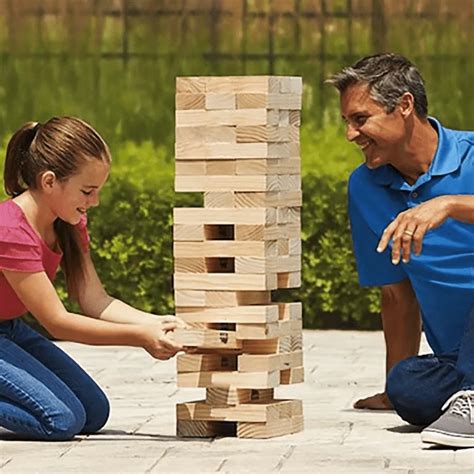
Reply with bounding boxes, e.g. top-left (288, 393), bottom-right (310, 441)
top-left (81, 389), bottom-right (110, 434)
top-left (46, 404), bottom-right (86, 441)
